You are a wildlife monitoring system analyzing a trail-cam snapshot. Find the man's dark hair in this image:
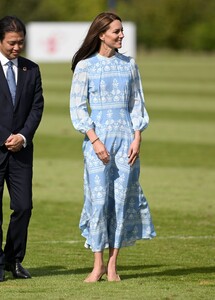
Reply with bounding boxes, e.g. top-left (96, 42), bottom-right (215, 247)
top-left (0, 16), bottom-right (26, 41)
